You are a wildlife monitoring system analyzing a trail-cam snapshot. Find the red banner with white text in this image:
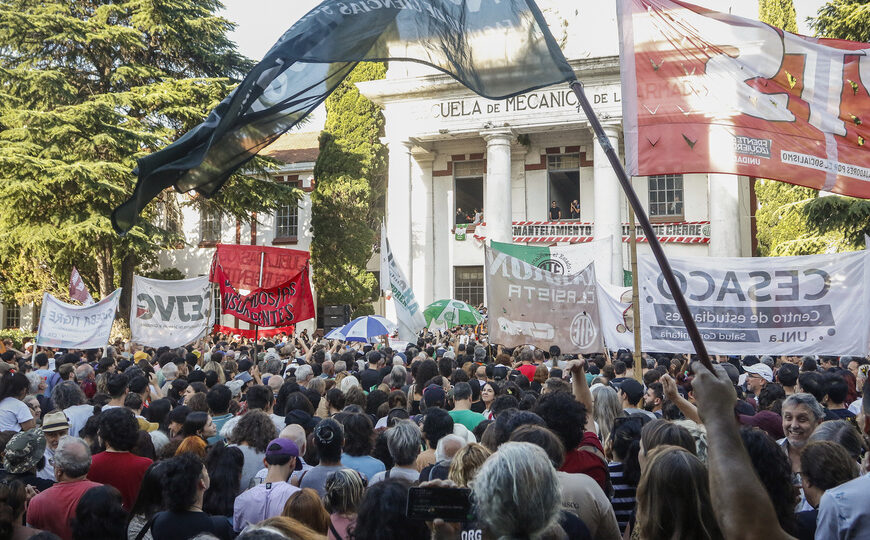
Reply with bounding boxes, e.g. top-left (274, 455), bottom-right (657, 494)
top-left (214, 264), bottom-right (314, 327)
top-left (210, 244), bottom-right (309, 290)
top-left (212, 324), bottom-right (296, 339)
top-left (618, 0), bottom-right (870, 198)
